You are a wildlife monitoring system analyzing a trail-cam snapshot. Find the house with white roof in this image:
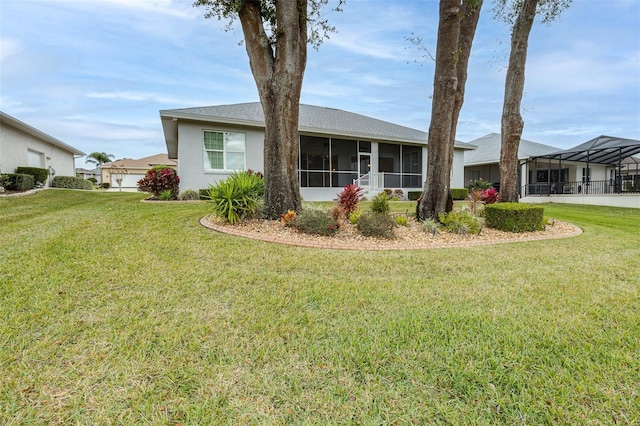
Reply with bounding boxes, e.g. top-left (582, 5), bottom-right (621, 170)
top-left (160, 102), bottom-right (475, 201)
top-left (0, 111), bottom-right (84, 185)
